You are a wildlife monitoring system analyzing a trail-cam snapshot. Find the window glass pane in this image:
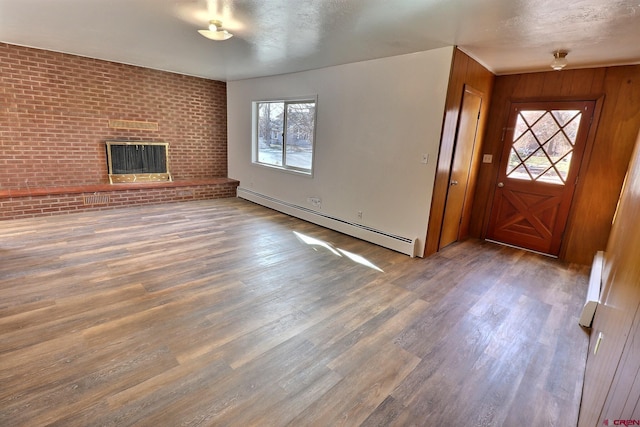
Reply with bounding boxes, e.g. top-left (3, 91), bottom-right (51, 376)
top-left (526, 148), bottom-right (553, 180)
top-left (508, 164), bottom-right (531, 181)
top-left (513, 114), bottom-right (530, 141)
top-left (254, 99), bottom-right (316, 173)
top-left (513, 128), bottom-right (539, 160)
top-left (507, 148), bottom-right (524, 176)
top-left (531, 112), bottom-right (561, 145)
top-left (555, 152), bottom-right (572, 181)
top-left (538, 167), bottom-right (561, 183)
top-left (257, 102), bottom-right (284, 166)
top-left (545, 133), bottom-right (573, 163)
top-left (555, 111), bottom-right (581, 143)
top-left (520, 110), bottom-right (545, 127)
top-left (284, 102), bottom-right (315, 170)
